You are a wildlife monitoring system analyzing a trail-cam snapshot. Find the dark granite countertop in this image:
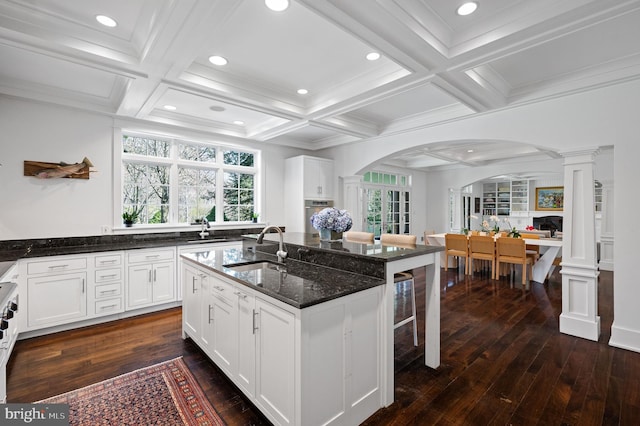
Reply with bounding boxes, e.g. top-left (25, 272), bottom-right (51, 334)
top-left (181, 247), bottom-right (385, 309)
top-left (0, 231), bottom-right (250, 262)
top-left (246, 232), bottom-right (443, 261)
